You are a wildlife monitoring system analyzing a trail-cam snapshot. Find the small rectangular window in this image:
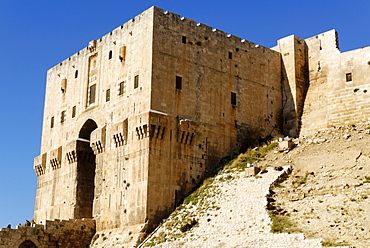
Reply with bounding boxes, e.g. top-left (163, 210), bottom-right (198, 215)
top-left (51, 116), bottom-right (54, 128)
top-left (106, 89), bottom-right (110, 102)
top-left (182, 36), bottom-right (187, 44)
top-left (134, 75), bottom-right (139, 89)
top-left (229, 52), bottom-right (233, 59)
top-left (72, 106), bottom-right (76, 118)
top-left (61, 111), bottom-right (66, 123)
top-left (176, 76), bottom-right (182, 90)
top-left (108, 50), bottom-right (112, 60)
top-left (89, 84), bottom-right (96, 105)
top-left (231, 92), bottom-right (236, 105)
top-left (346, 73), bottom-right (352, 82)
top-left (119, 81), bottom-right (126, 96)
